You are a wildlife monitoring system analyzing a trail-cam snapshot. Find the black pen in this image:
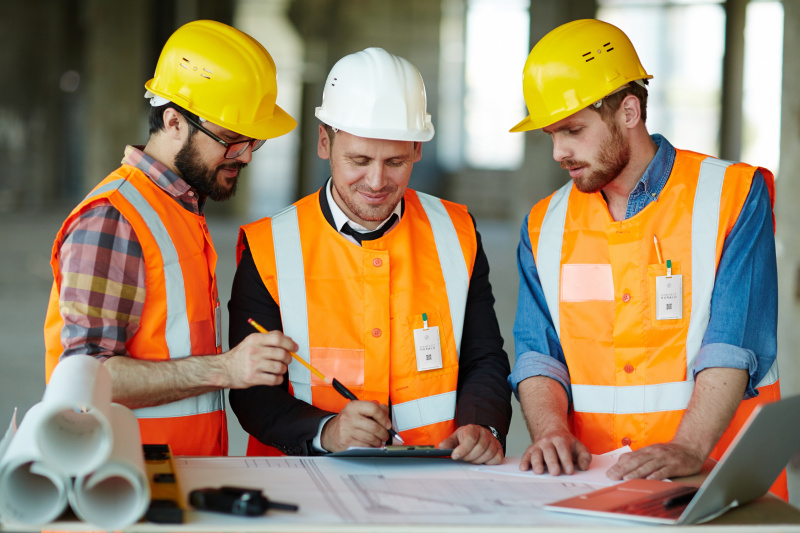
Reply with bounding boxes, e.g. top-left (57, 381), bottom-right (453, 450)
top-left (332, 378), bottom-right (404, 444)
